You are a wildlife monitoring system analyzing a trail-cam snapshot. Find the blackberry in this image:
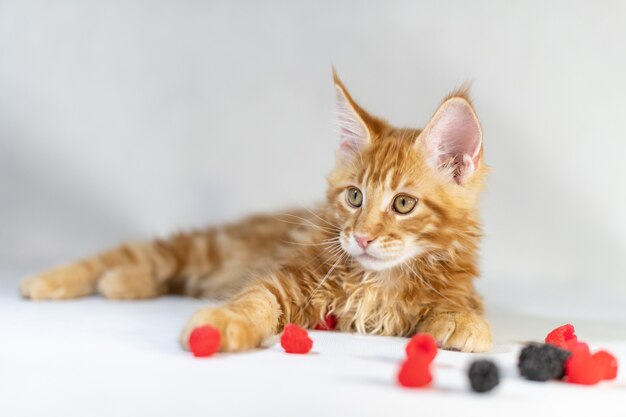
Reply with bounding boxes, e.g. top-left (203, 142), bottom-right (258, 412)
top-left (518, 343), bottom-right (571, 381)
top-left (468, 360), bottom-right (500, 393)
